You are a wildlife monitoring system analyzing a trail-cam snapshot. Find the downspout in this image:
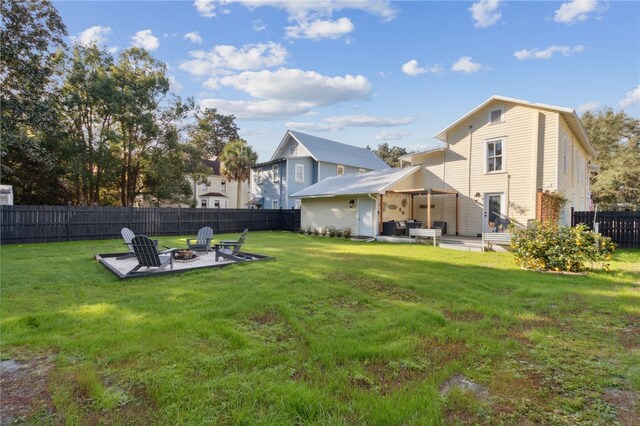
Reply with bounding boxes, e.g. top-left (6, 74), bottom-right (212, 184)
top-left (368, 193), bottom-right (378, 239)
top-left (467, 125), bottom-right (473, 235)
